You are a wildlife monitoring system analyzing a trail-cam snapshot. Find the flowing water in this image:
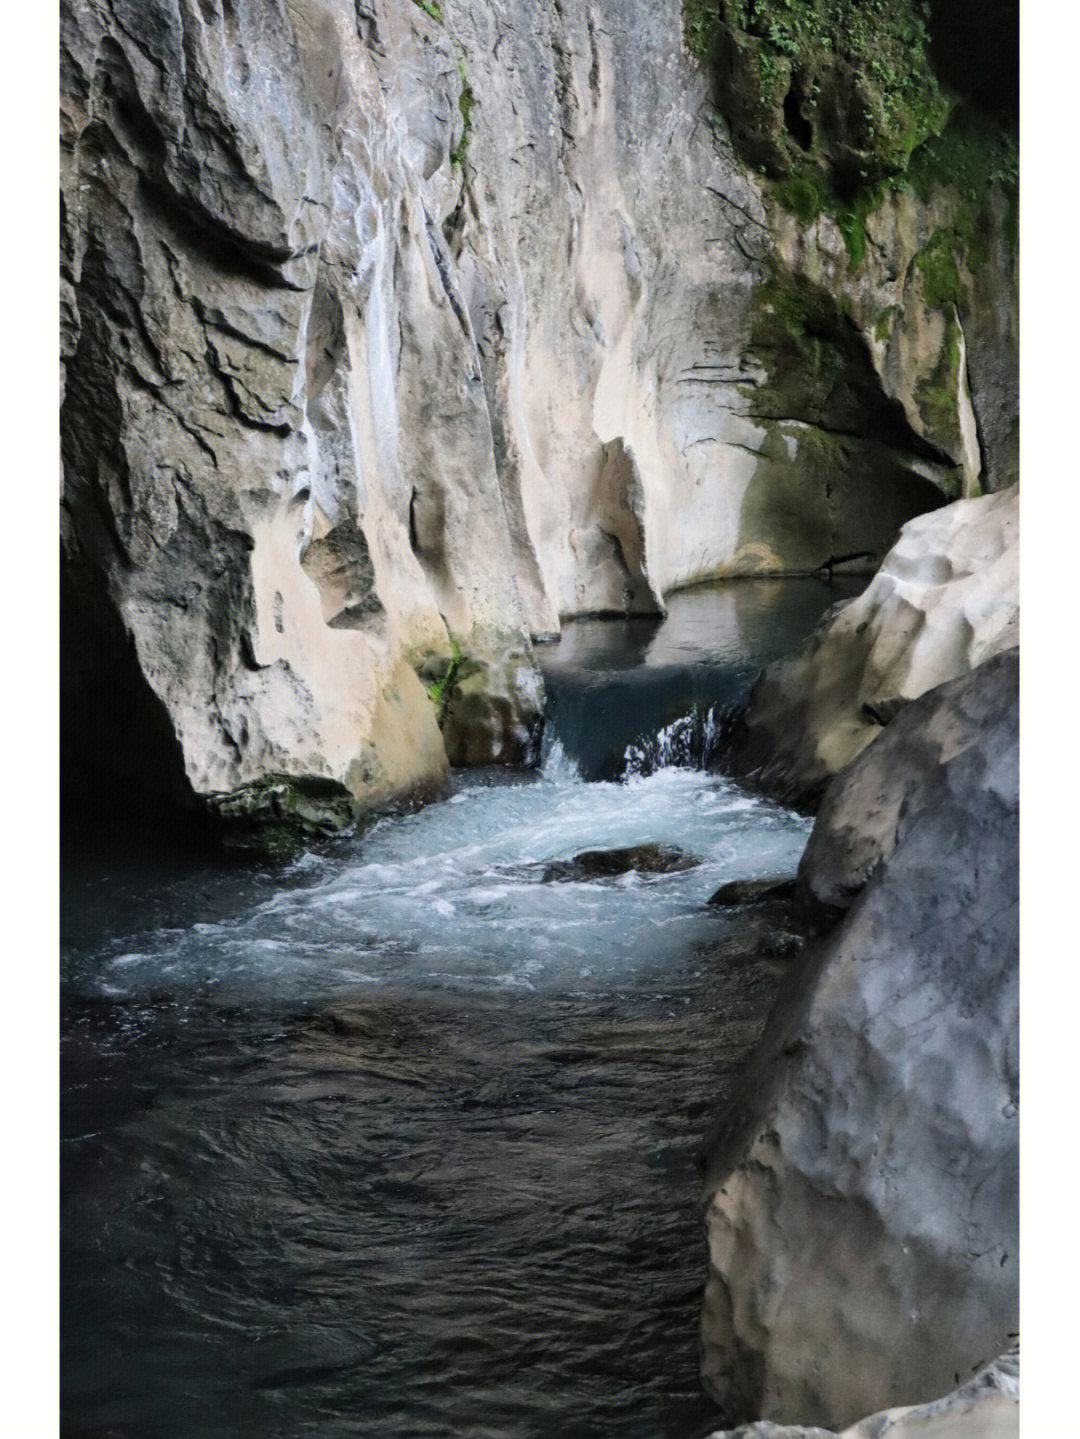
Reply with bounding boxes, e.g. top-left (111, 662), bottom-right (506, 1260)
top-left (62, 578), bottom-right (853, 1439)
